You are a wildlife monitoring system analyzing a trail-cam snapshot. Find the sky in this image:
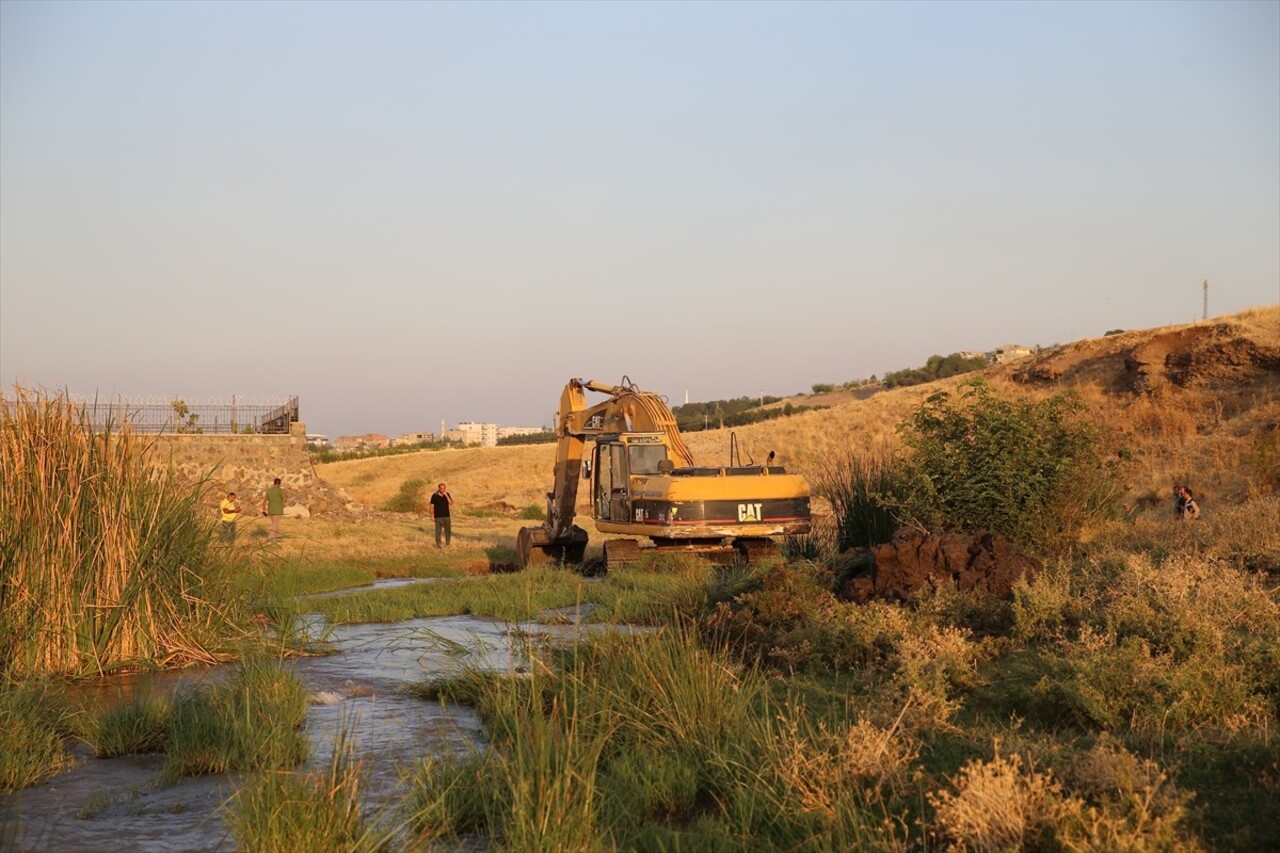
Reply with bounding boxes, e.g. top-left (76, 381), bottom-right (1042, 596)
top-left (2, 1), bottom-right (1277, 438)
